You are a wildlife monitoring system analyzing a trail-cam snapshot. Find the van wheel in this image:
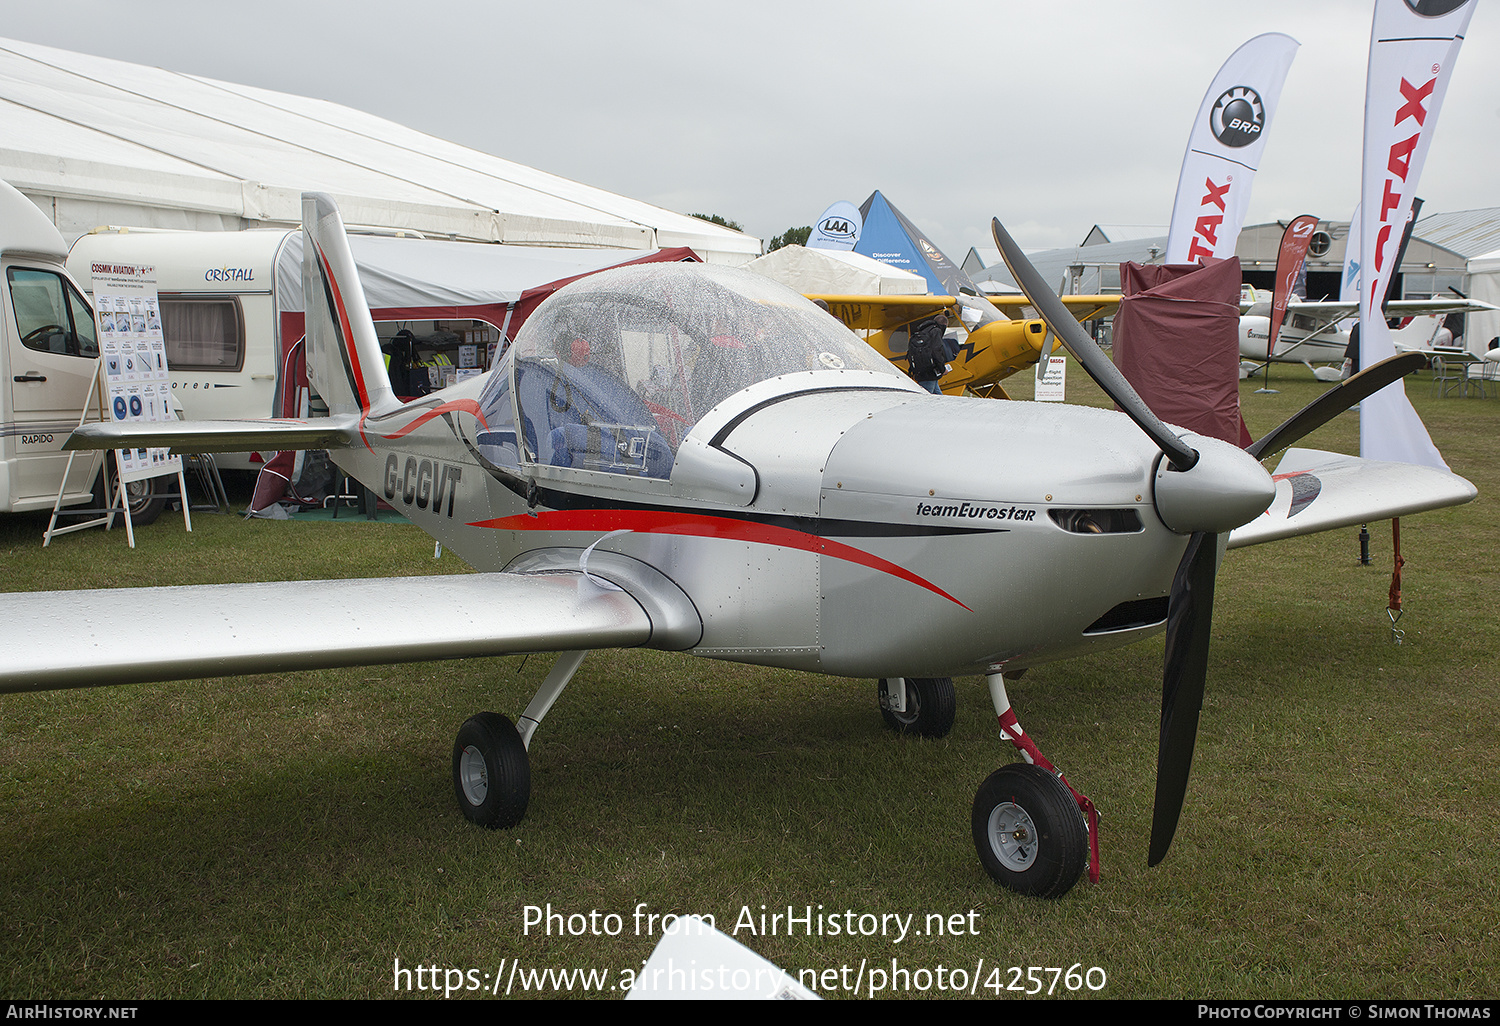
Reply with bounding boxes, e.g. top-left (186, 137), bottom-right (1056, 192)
top-left (92, 472), bottom-right (165, 525)
top-left (126, 480), bottom-right (166, 525)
